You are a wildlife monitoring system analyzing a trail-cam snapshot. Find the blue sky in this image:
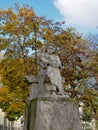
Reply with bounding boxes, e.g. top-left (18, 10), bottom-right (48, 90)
top-left (0, 0), bottom-right (62, 21)
top-left (0, 0), bottom-right (63, 21)
top-left (0, 0), bottom-right (98, 36)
